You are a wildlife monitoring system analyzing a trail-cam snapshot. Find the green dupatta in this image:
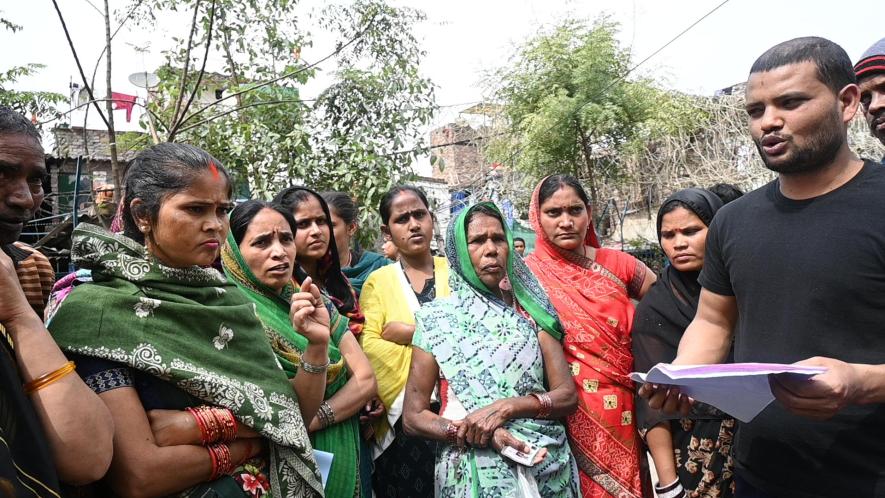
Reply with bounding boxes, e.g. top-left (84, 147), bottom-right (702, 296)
top-left (47, 224), bottom-right (323, 498)
top-left (342, 250), bottom-right (391, 295)
top-left (220, 229), bottom-right (360, 498)
top-left (449, 202), bottom-right (563, 339)
top-left (412, 203), bottom-right (578, 497)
